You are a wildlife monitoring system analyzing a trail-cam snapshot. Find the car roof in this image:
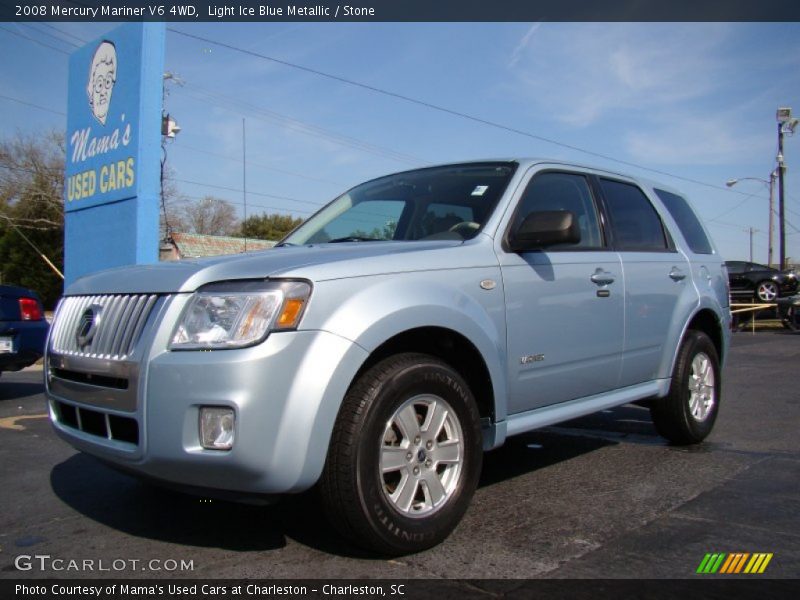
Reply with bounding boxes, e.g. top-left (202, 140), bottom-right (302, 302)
top-left (378, 158), bottom-right (672, 189)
